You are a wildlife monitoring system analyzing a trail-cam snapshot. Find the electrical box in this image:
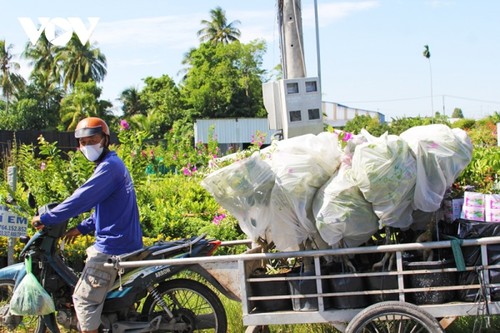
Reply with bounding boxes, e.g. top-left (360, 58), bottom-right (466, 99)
top-left (262, 77), bottom-right (323, 139)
